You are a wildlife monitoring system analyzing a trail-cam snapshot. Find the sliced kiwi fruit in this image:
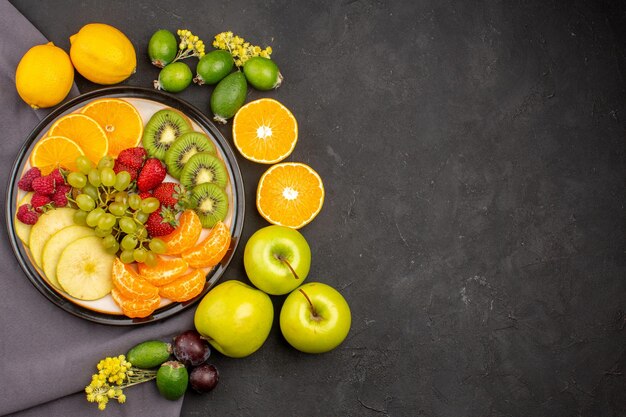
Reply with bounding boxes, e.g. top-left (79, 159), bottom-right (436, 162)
top-left (164, 132), bottom-right (217, 179)
top-left (191, 183), bottom-right (229, 228)
top-left (179, 152), bottom-right (228, 190)
top-left (142, 109), bottom-right (193, 160)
